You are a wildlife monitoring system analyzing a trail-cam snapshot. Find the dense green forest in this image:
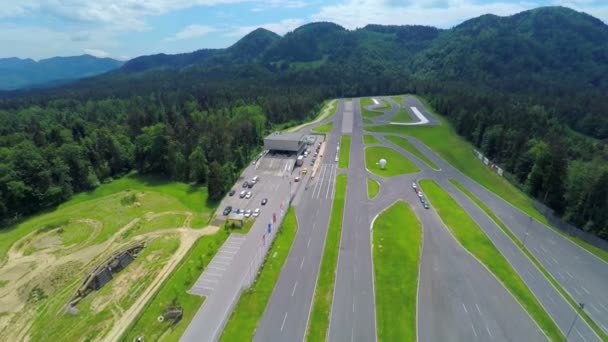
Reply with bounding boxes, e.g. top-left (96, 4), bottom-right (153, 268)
top-left (0, 6), bottom-right (607, 240)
